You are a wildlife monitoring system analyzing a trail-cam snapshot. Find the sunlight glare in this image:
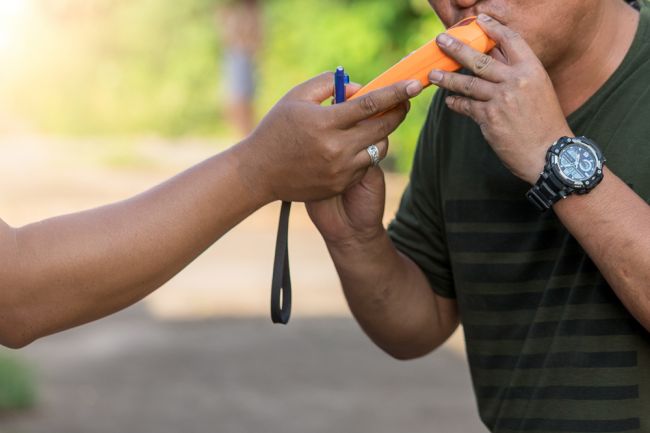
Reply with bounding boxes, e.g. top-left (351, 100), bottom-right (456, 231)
top-left (0, 0), bottom-right (32, 56)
